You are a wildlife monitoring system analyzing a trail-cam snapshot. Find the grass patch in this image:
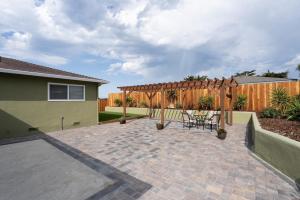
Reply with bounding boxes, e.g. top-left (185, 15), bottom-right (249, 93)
top-left (99, 111), bottom-right (144, 122)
